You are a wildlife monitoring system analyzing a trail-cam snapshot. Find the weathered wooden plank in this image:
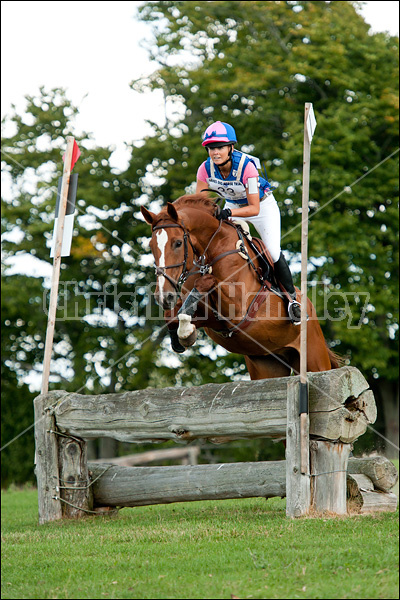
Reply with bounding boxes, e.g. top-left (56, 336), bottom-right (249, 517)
top-left (44, 367), bottom-right (375, 444)
top-left (286, 379), bottom-right (310, 517)
top-left (347, 455), bottom-right (398, 492)
top-left (89, 461), bottom-right (286, 507)
top-left (34, 394), bottom-right (62, 524)
top-left (89, 456), bottom-right (397, 511)
top-left (49, 379), bottom-right (289, 442)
